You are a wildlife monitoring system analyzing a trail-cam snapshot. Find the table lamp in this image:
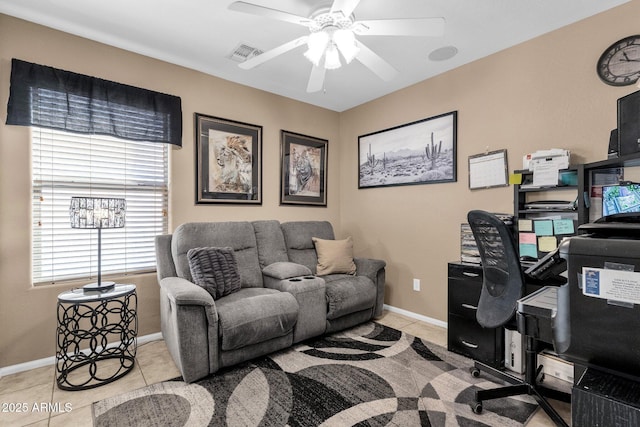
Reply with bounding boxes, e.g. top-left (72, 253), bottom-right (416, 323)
top-left (69, 197), bottom-right (126, 292)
